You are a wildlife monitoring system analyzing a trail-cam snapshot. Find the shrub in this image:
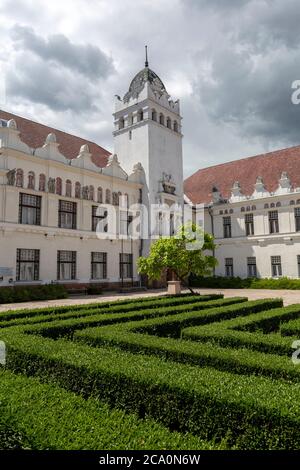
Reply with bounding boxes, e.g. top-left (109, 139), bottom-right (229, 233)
top-left (190, 275), bottom-right (300, 290)
top-left (0, 284), bottom-right (68, 304)
top-left (0, 369), bottom-right (213, 450)
top-left (2, 326), bottom-right (300, 449)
